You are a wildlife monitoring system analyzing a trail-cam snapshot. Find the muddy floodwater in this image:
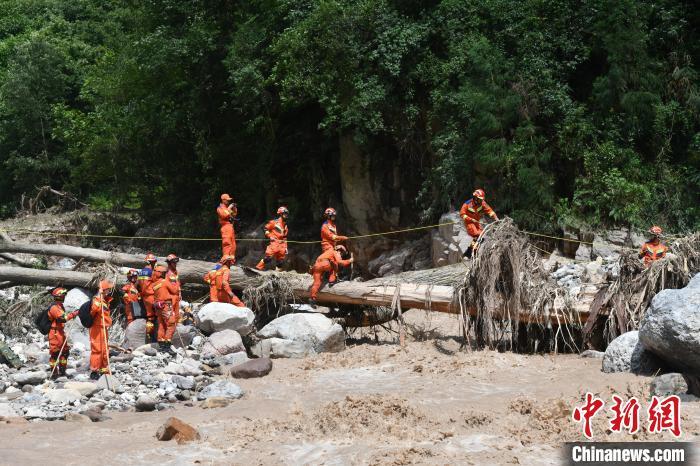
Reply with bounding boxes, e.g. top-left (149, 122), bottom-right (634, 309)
top-left (1, 311), bottom-right (698, 465)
